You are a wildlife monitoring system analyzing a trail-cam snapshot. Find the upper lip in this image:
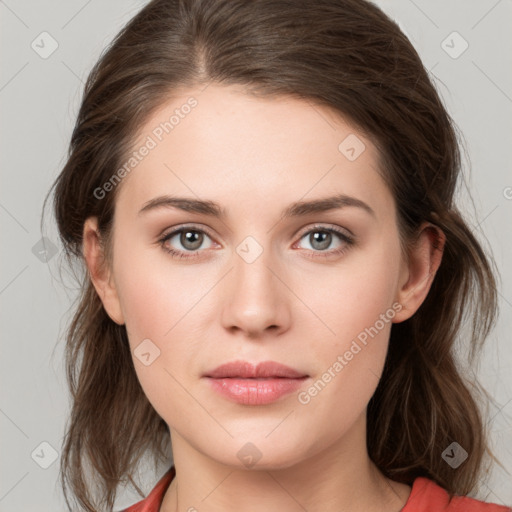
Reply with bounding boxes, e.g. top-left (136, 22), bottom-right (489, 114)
top-left (203, 360), bottom-right (308, 379)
